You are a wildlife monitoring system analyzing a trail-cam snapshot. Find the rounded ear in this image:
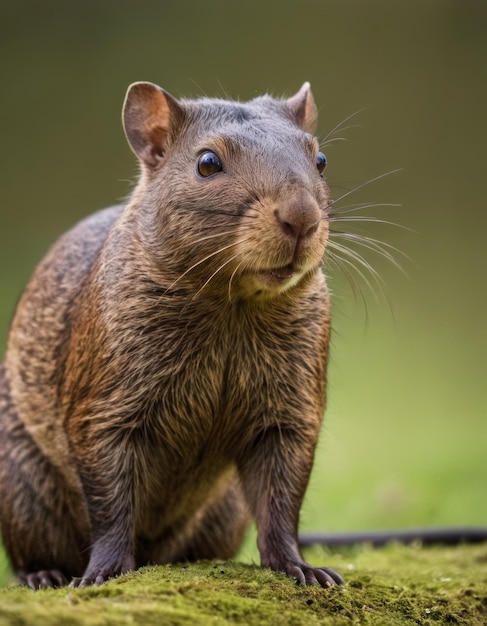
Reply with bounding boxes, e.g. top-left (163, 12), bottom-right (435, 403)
top-left (122, 82), bottom-right (186, 168)
top-left (285, 82), bottom-right (318, 134)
